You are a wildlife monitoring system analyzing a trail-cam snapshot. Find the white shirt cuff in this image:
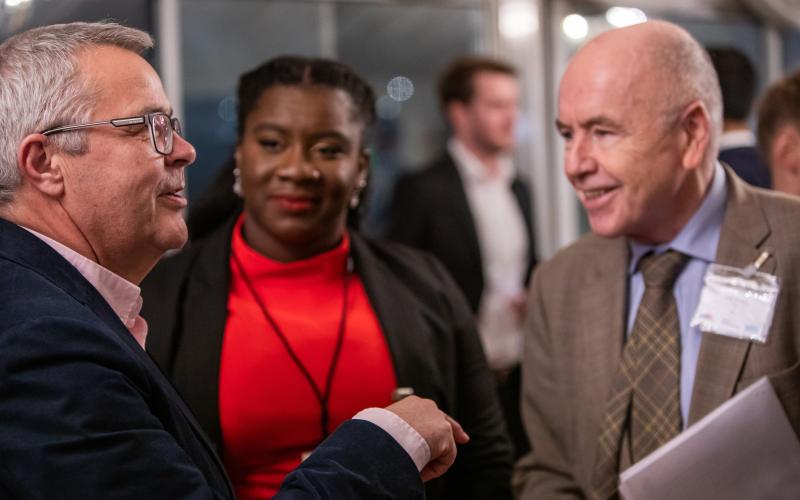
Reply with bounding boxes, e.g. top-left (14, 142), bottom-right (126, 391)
top-left (352, 407), bottom-right (431, 472)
